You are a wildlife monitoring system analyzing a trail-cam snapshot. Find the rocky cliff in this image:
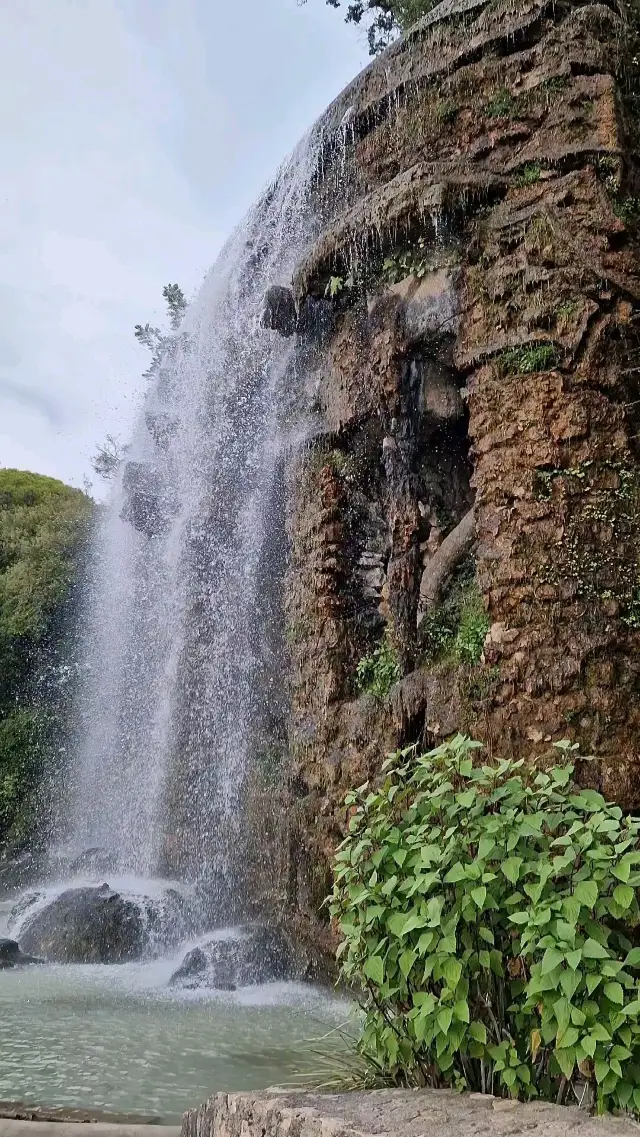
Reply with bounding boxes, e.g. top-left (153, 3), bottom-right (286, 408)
top-left (245, 0), bottom-right (640, 961)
